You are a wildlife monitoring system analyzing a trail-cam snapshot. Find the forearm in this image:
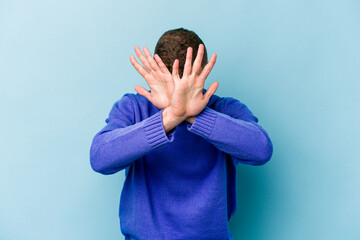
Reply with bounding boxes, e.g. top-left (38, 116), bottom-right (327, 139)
top-left (90, 109), bottom-right (176, 175)
top-left (186, 107), bottom-right (273, 165)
